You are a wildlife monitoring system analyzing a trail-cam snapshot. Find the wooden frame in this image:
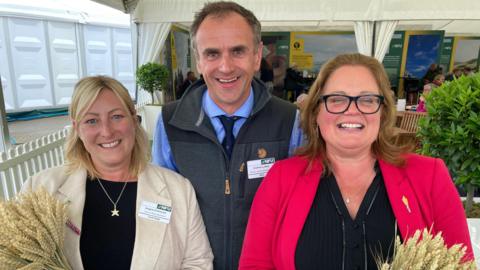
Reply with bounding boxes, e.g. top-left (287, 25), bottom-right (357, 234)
top-left (394, 111), bottom-right (427, 146)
